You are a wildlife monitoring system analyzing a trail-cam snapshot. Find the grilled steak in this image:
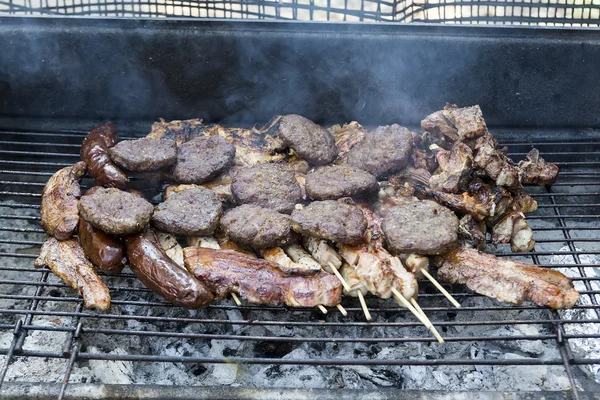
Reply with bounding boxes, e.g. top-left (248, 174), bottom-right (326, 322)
top-left (108, 137), bottom-right (177, 172)
top-left (442, 104), bottom-right (487, 140)
top-left (346, 124), bottom-right (413, 178)
top-left (152, 187), bottom-right (222, 236)
top-left (291, 200), bottom-right (367, 245)
top-left (172, 136), bottom-right (236, 184)
top-left (305, 165), bottom-right (378, 200)
top-left (276, 114), bottom-right (337, 165)
top-left (80, 122), bottom-right (128, 188)
top-left (231, 164), bottom-right (303, 214)
top-left (79, 188), bottom-right (154, 235)
top-left (220, 204), bottom-right (296, 249)
top-left (34, 236), bottom-right (111, 310)
top-left (40, 161), bottom-right (86, 240)
top-left (382, 200), bottom-right (459, 255)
